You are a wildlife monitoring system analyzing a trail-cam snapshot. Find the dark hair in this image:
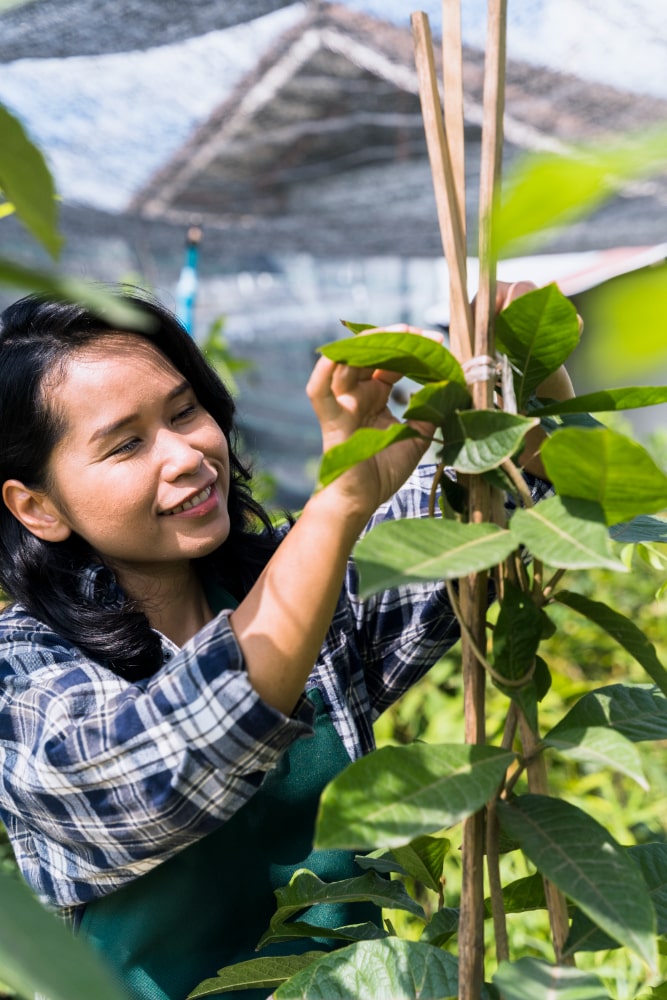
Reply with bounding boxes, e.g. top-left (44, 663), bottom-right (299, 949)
top-left (0, 289), bottom-right (283, 681)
